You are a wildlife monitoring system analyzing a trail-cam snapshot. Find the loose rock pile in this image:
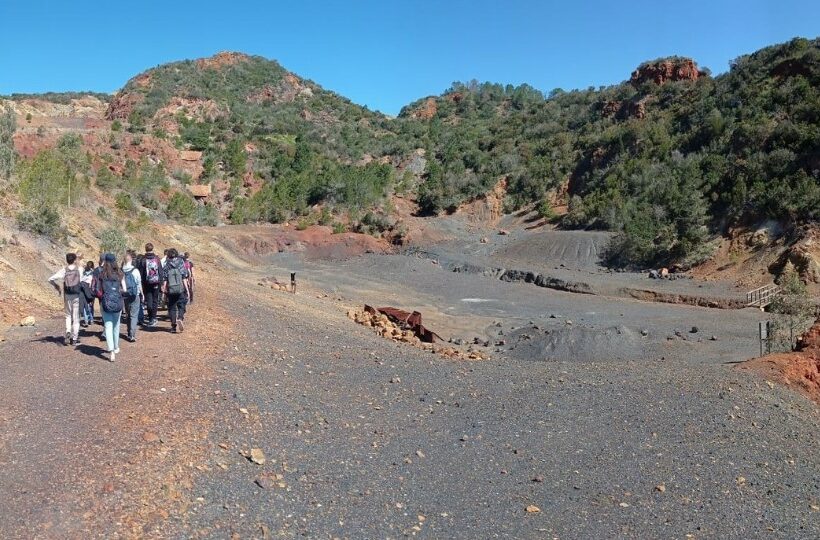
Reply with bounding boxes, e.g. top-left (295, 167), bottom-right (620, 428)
top-left (347, 307), bottom-right (486, 360)
top-left (258, 276), bottom-right (291, 292)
